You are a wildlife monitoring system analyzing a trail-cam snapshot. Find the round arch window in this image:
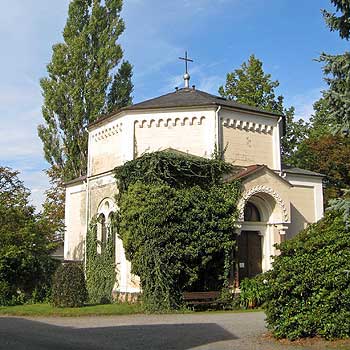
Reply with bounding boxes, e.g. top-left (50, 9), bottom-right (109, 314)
top-left (244, 202), bottom-right (261, 222)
